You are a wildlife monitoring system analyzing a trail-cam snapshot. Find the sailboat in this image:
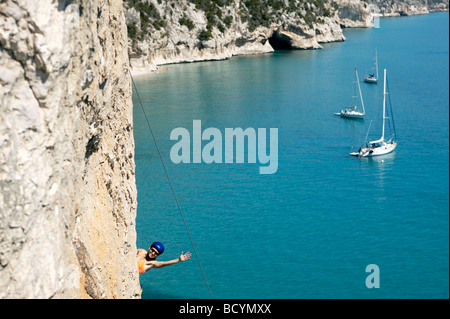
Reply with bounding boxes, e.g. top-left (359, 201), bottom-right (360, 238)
top-left (335, 68), bottom-right (365, 119)
top-left (351, 69), bottom-right (397, 157)
top-left (364, 49), bottom-right (379, 84)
